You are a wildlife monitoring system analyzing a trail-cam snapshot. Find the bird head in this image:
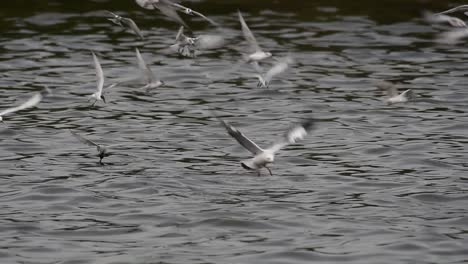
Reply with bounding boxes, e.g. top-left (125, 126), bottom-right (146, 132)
top-left (264, 154), bottom-right (274, 163)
